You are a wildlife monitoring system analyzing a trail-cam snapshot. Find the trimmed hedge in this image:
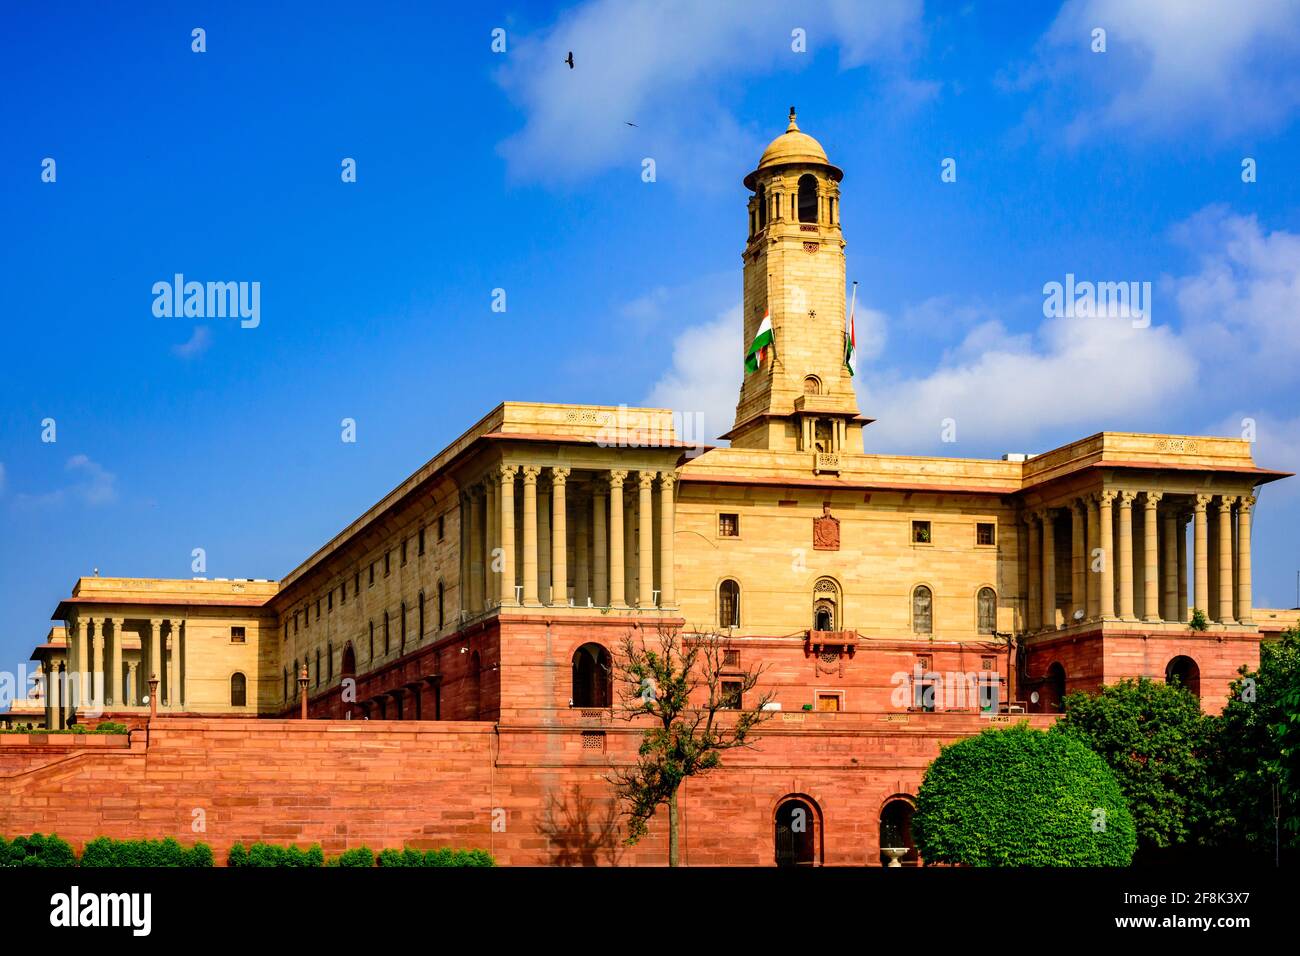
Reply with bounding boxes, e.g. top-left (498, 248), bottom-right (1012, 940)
top-left (331, 847), bottom-right (375, 867)
top-left (0, 721), bottom-right (129, 735)
top-left (80, 837), bottom-right (214, 867)
top-left (913, 723), bottom-right (1137, 866)
top-left (0, 833), bottom-right (77, 867)
top-left (376, 847), bottom-right (495, 867)
top-left (227, 842), bottom-right (325, 867)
